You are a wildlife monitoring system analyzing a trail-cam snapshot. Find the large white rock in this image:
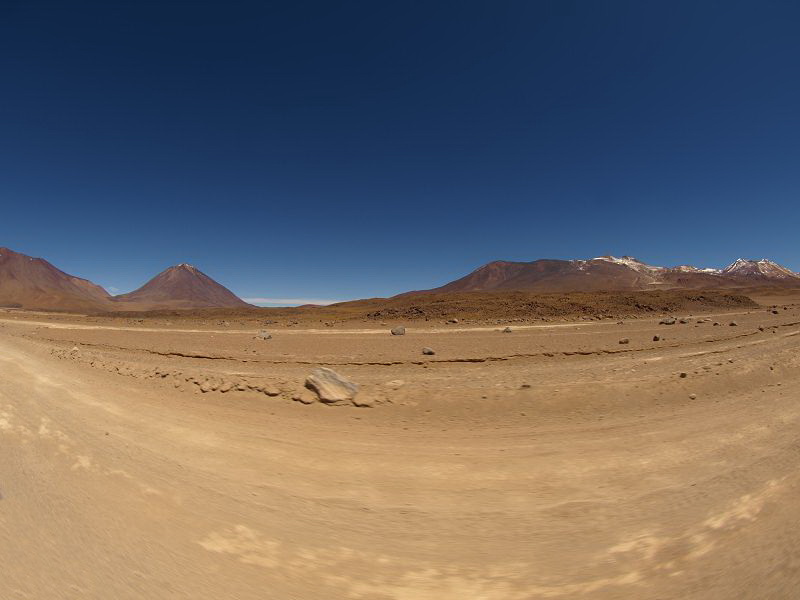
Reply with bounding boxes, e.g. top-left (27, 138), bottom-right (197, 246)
top-left (305, 368), bottom-right (360, 404)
